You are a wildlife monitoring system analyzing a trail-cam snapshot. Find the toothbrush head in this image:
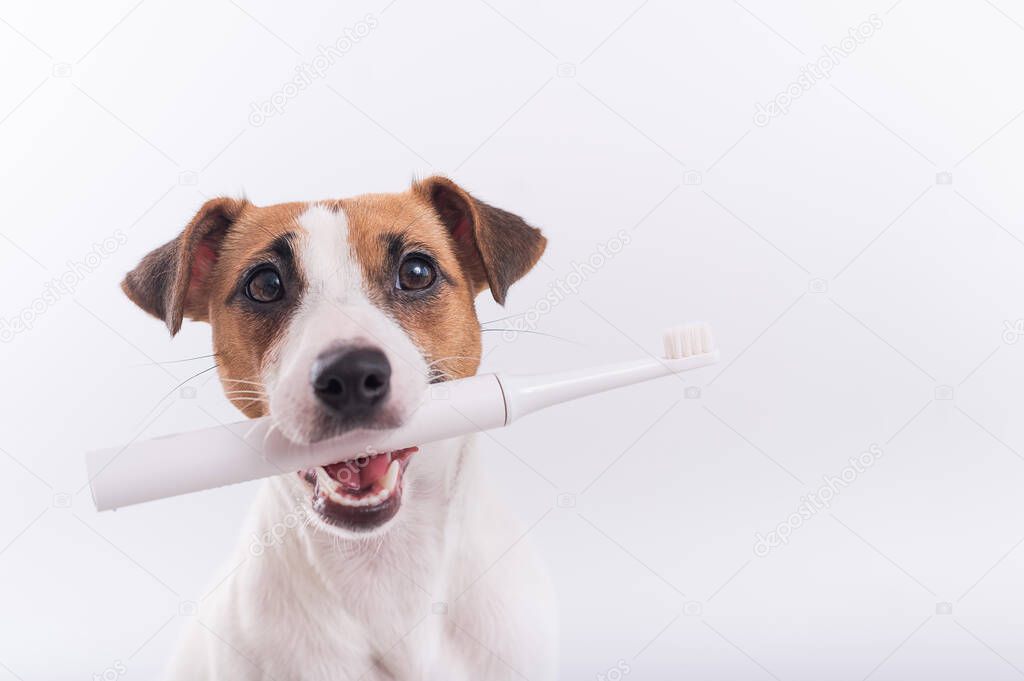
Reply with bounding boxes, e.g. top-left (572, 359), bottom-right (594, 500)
top-left (663, 322), bottom-right (715, 359)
